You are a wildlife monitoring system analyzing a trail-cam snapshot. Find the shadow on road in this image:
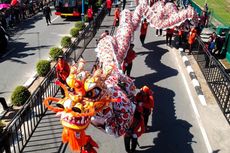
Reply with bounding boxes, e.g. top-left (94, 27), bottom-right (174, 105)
top-left (134, 40), bottom-right (195, 153)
